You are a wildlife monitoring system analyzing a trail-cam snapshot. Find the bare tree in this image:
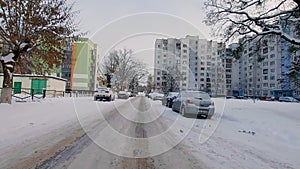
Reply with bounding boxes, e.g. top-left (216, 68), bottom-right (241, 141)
top-left (161, 66), bottom-right (180, 93)
top-left (0, 0), bottom-right (78, 103)
top-left (101, 49), bottom-right (148, 91)
top-left (146, 74), bottom-right (154, 93)
top-left (204, 0), bottom-right (300, 45)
